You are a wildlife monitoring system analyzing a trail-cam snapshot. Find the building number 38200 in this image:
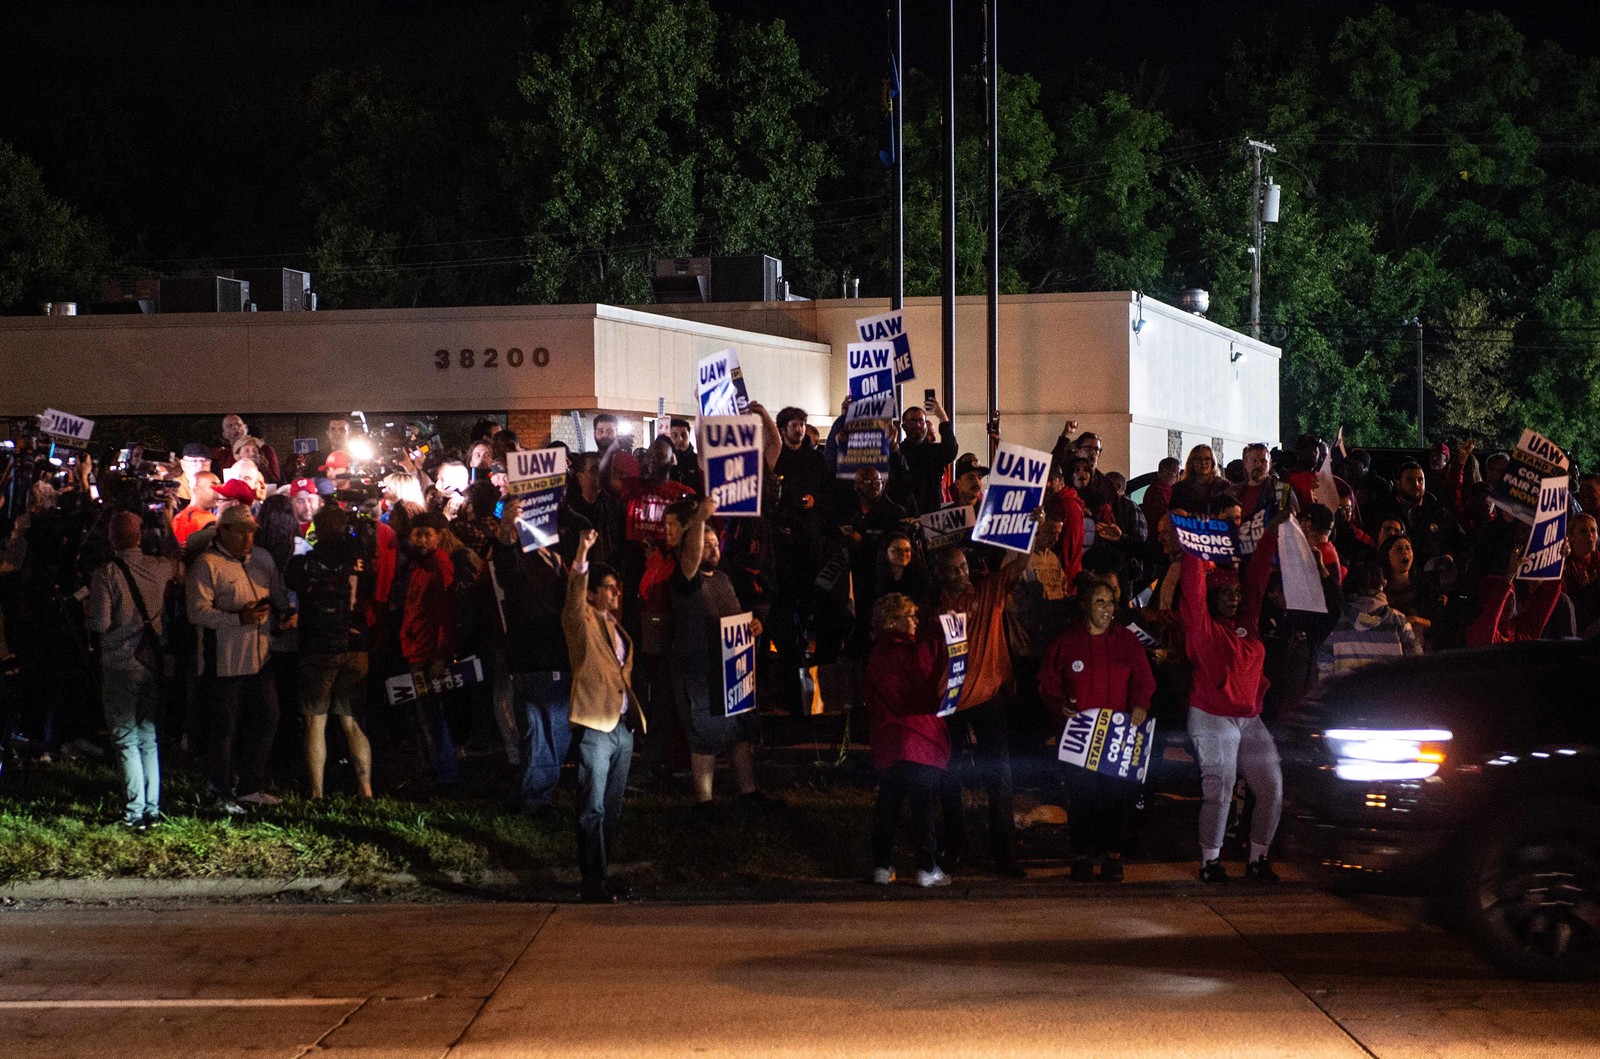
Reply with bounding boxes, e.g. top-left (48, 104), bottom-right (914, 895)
top-left (433, 347), bottom-right (550, 370)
